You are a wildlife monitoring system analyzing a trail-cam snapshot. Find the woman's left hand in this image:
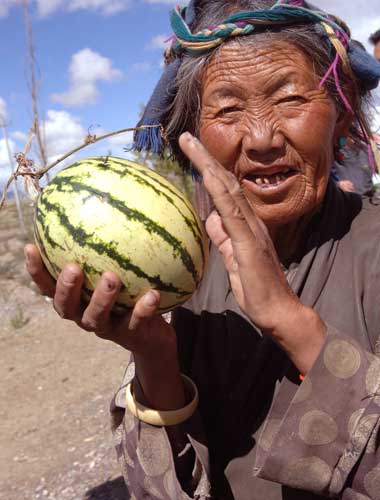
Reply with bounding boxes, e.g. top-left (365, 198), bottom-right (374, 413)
top-left (179, 132), bottom-right (326, 373)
